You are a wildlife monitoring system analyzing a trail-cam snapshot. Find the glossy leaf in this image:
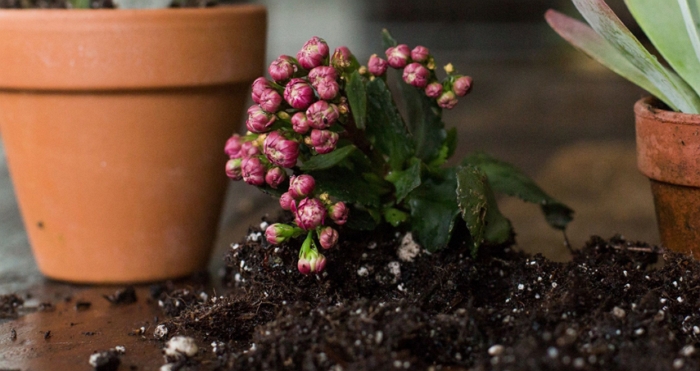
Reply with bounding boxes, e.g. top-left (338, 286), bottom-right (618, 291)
top-left (406, 169), bottom-right (460, 252)
top-left (624, 0), bottom-right (700, 99)
top-left (365, 78), bottom-right (414, 170)
top-left (346, 71), bottom-right (367, 130)
top-left (569, 0), bottom-right (700, 113)
top-left (463, 152), bottom-right (573, 230)
top-left (311, 169), bottom-right (382, 208)
top-left (385, 157), bottom-right (422, 203)
top-left (299, 145), bottom-right (356, 171)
